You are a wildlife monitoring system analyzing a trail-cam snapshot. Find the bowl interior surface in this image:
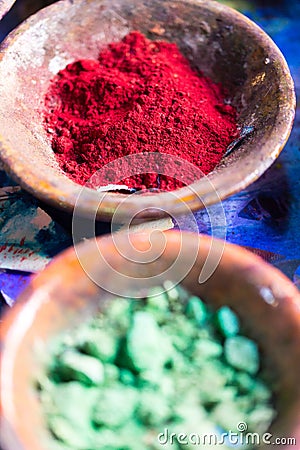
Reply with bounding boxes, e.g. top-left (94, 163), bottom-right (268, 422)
top-left (0, 0), bottom-right (295, 220)
top-left (1, 232), bottom-right (300, 450)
